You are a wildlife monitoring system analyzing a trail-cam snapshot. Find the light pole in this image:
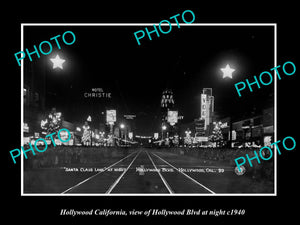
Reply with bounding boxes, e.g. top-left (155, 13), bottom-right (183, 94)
top-left (87, 116), bottom-right (92, 146)
top-left (162, 125), bottom-right (167, 140)
top-left (120, 123), bottom-right (126, 145)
